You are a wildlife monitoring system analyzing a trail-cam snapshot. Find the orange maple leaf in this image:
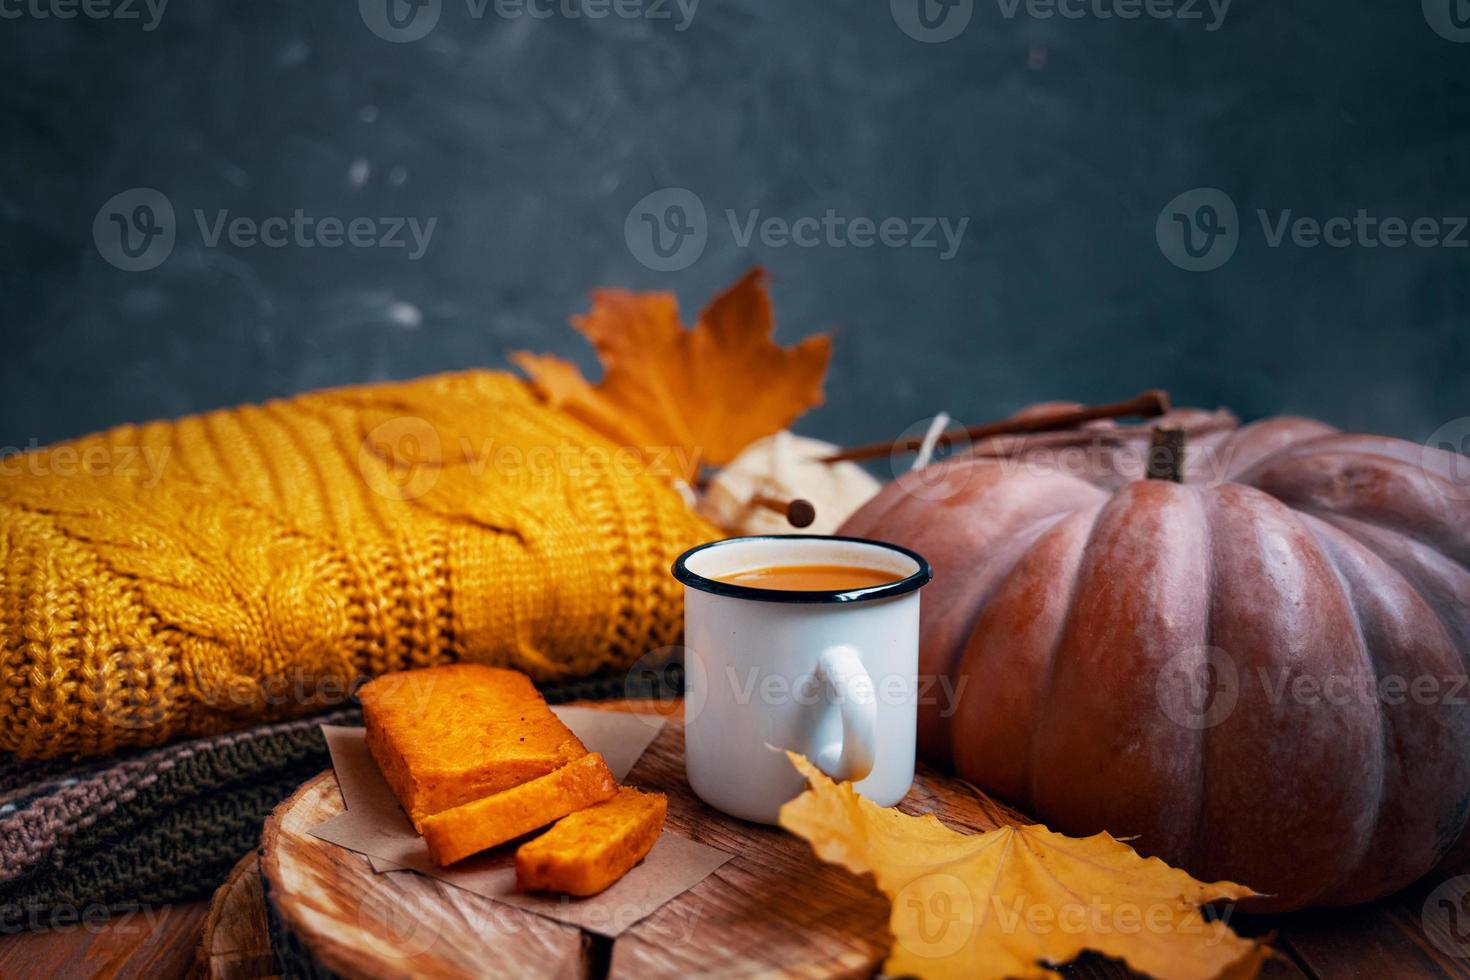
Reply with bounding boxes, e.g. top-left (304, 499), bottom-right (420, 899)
top-left (512, 269), bottom-right (831, 479)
